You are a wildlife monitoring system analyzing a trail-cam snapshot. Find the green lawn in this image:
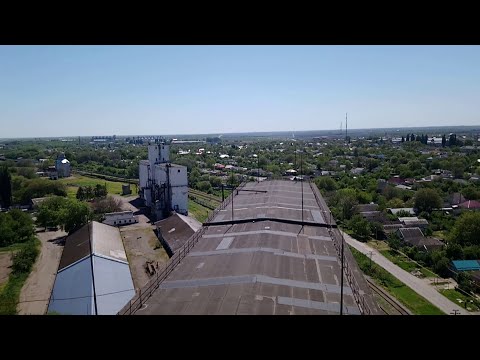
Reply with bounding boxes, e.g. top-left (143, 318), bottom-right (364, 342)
top-left (0, 243), bottom-right (25, 253)
top-left (439, 289), bottom-right (480, 312)
top-left (350, 246), bottom-right (445, 315)
top-left (58, 175), bottom-right (125, 199)
top-left (188, 199), bottom-right (211, 223)
top-left (379, 249), bottom-right (436, 278)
